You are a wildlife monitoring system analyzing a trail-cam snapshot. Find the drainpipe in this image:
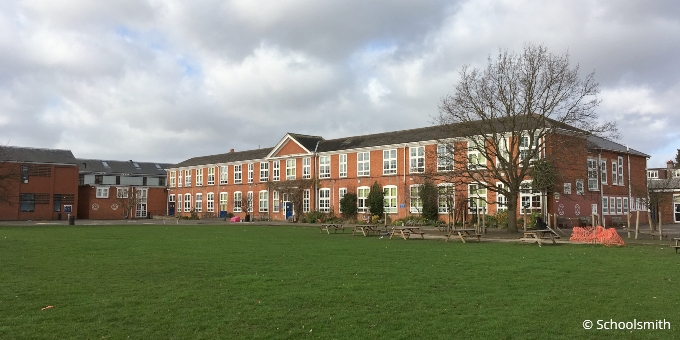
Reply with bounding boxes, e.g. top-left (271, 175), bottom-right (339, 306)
top-left (314, 141), bottom-right (319, 211)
